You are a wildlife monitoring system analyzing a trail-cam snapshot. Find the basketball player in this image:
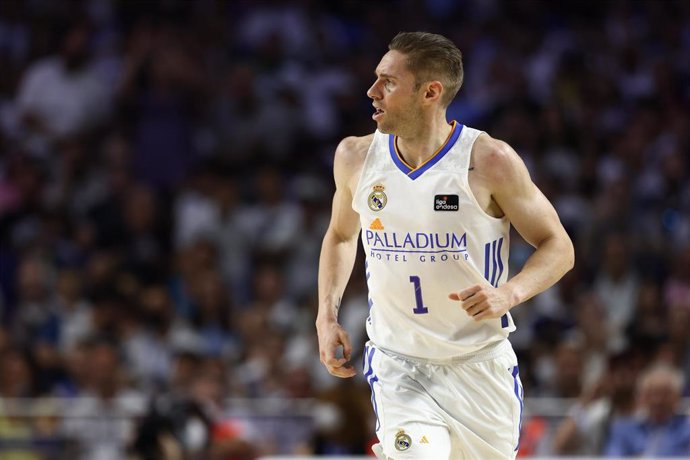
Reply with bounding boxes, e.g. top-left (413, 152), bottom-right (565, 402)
top-left (316, 32), bottom-right (574, 459)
